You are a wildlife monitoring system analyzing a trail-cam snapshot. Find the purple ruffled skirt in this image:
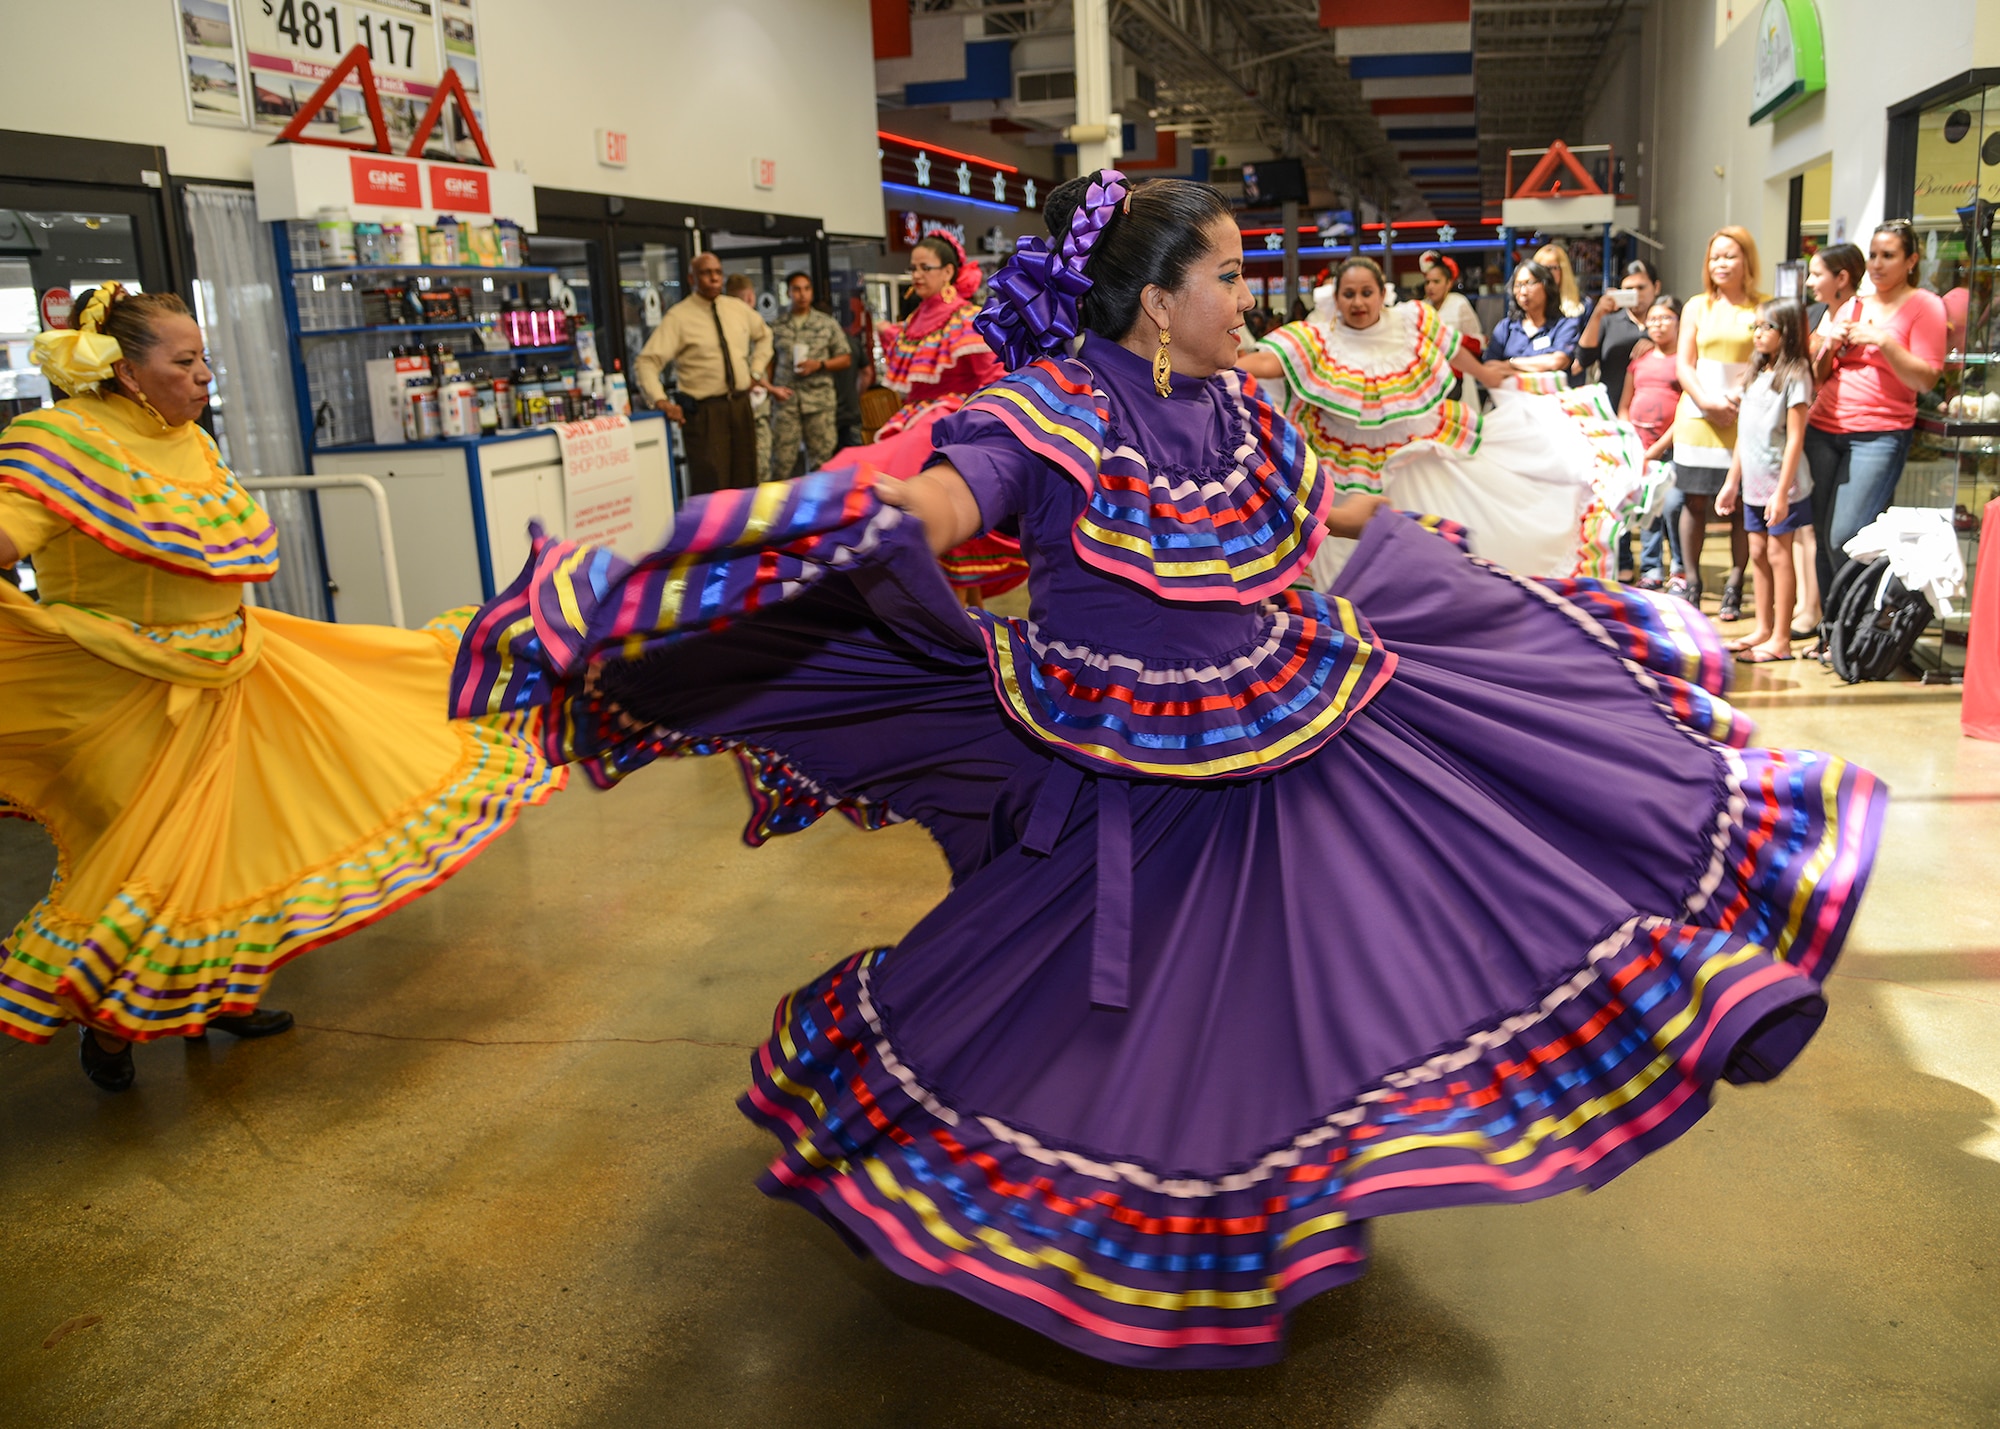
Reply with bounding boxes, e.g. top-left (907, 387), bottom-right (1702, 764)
top-left (465, 501), bottom-right (1884, 1369)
